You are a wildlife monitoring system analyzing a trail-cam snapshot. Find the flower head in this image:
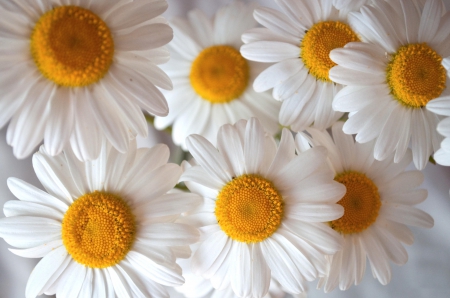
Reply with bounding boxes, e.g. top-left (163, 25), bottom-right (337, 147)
top-left (0, 141), bottom-right (200, 297)
top-left (329, 0), bottom-right (449, 169)
top-left (0, 0), bottom-right (173, 160)
top-left (180, 118), bottom-right (345, 297)
top-left (298, 122), bottom-right (434, 291)
top-left (240, 0), bottom-right (369, 132)
top-left (154, 1), bottom-right (280, 149)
